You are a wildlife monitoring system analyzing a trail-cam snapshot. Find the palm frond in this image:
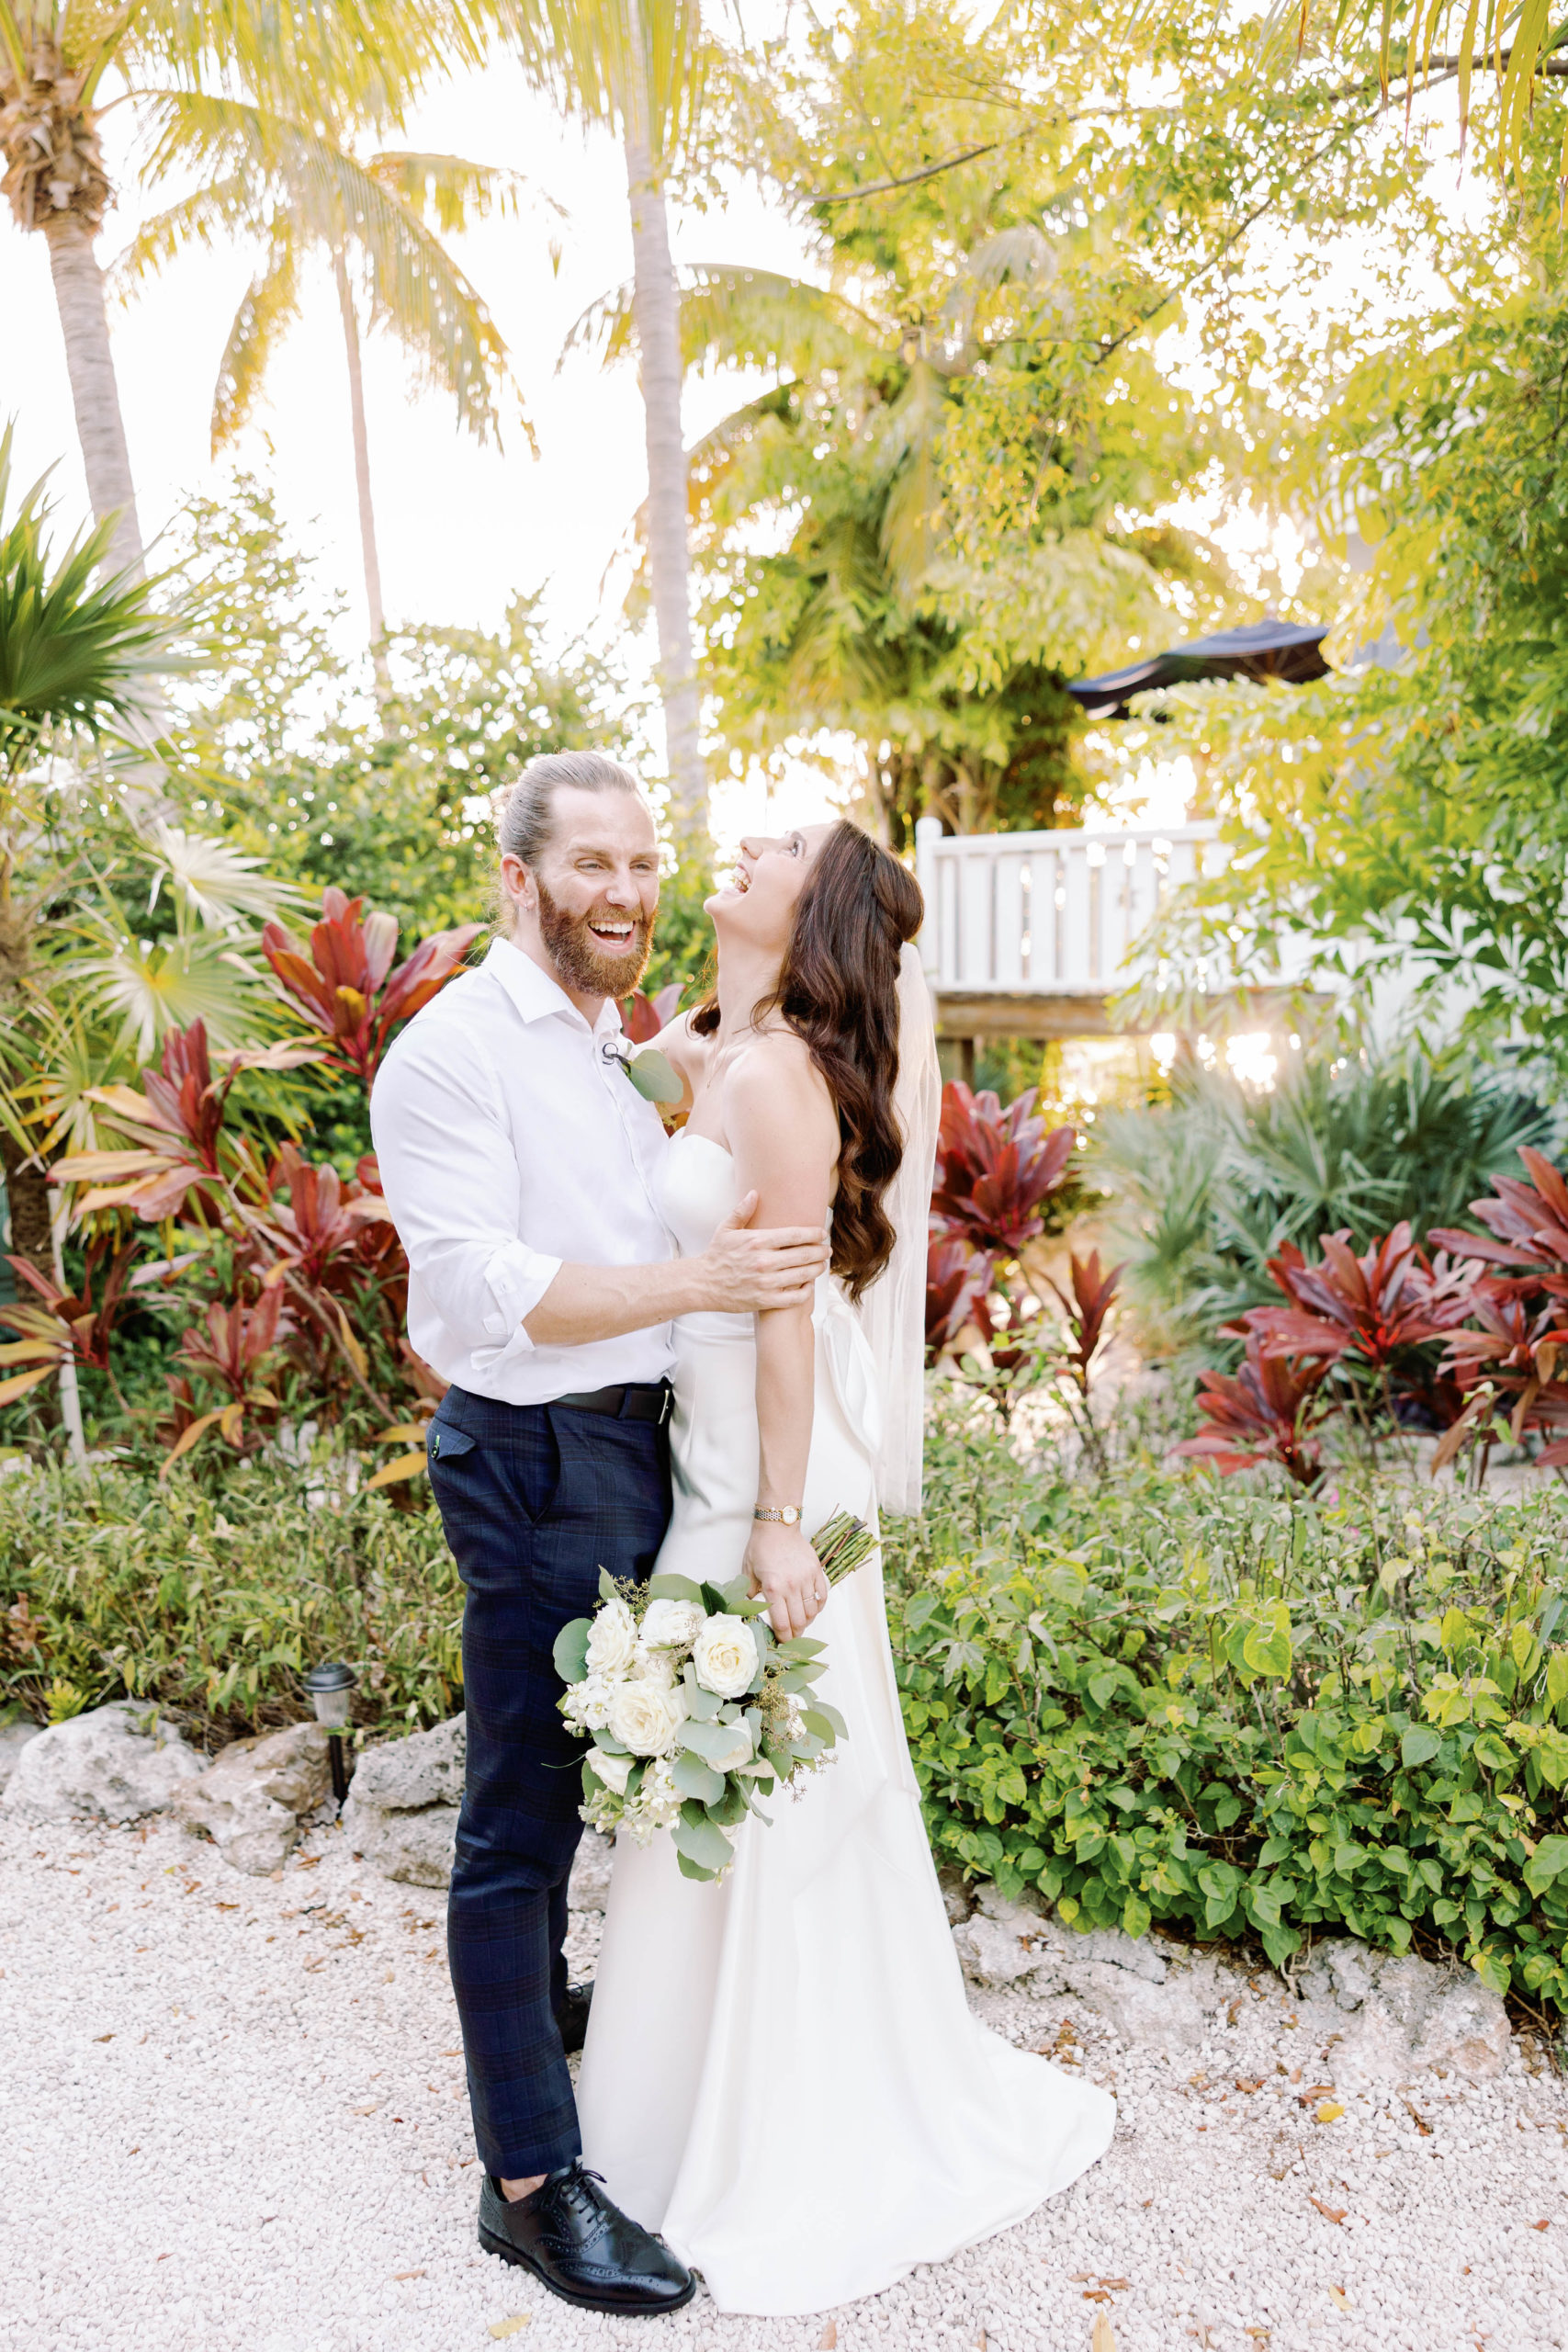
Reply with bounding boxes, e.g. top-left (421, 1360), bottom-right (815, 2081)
top-left (0, 424), bottom-right (179, 766)
top-left (112, 175), bottom-right (262, 293)
top-left (133, 91), bottom-right (523, 448)
top-left (505, 0), bottom-right (708, 169)
top-left (212, 231), bottom-right (303, 453)
top-left (564, 262), bottom-right (881, 378)
top-left (141, 819), bottom-right (297, 931)
top-left (117, 1), bottom-right (483, 135)
top-left (67, 907), bottom-right (271, 1060)
top-left (367, 150), bottom-right (561, 235)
